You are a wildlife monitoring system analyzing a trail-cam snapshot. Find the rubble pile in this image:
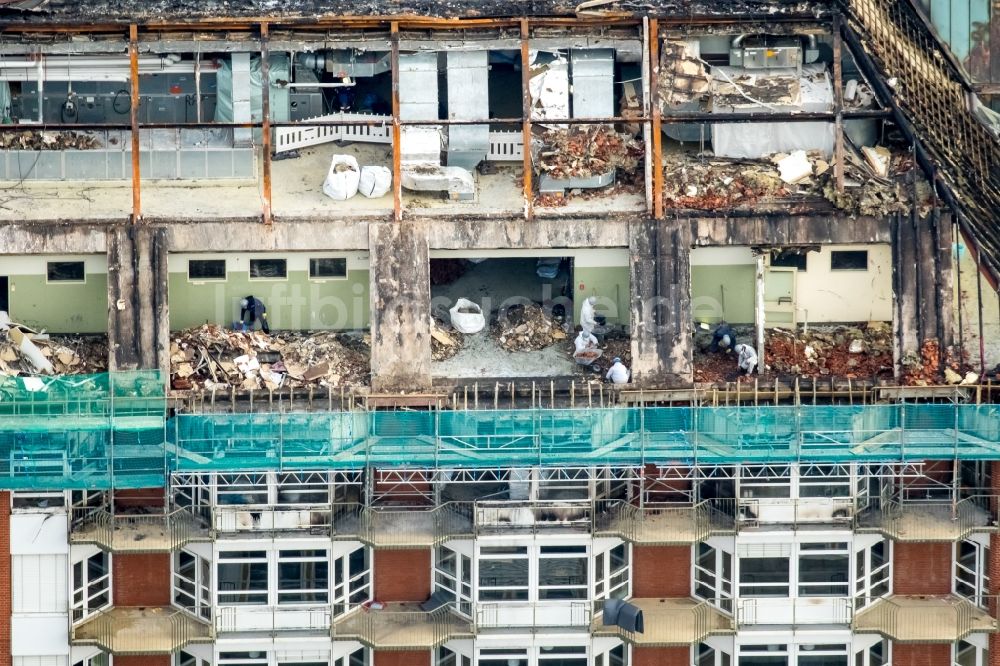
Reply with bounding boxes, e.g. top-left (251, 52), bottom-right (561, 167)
top-left (537, 125), bottom-right (643, 179)
top-left (765, 324), bottom-right (893, 378)
top-left (900, 338), bottom-right (942, 385)
top-left (0, 130), bottom-right (100, 150)
top-left (663, 153), bottom-right (790, 209)
top-left (431, 321), bottom-right (464, 361)
top-left (493, 303), bottom-right (568, 352)
top-left (170, 325), bottom-right (369, 391)
top-left (0, 328), bottom-right (108, 376)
